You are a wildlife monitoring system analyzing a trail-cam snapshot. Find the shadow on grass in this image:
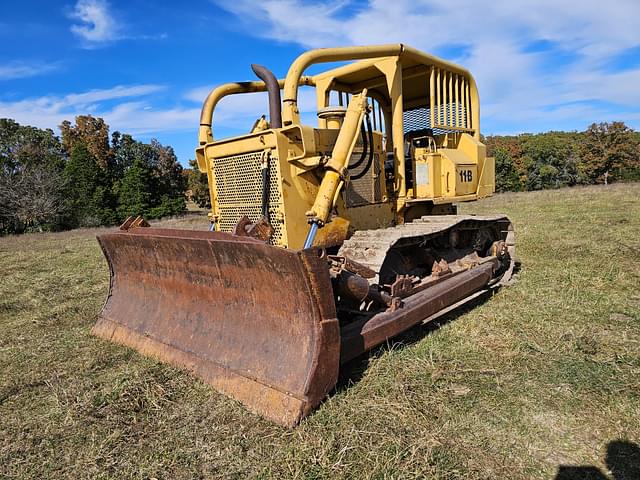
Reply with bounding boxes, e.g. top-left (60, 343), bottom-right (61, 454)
top-left (336, 288), bottom-right (494, 392)
top-left (555, 440), bottom-right (640, 480)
